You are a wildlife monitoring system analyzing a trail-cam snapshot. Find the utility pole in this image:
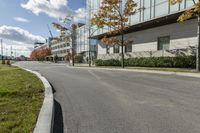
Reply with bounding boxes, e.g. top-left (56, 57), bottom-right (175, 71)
top-left (120, 0), bottom-right (125, 68)
top-left (5, 48), bottom-right (7, 60)
top-left (197, 13), bottom-right (200, 71)
top-left (56, 16), bottom-right (76, 66)
top-left (71, 24), bottom-right (75, 66)
top-left (15, 49), bottom-right (17, 59)
top-left (10, 45), bottom-right (12, 60)
top-left (1, 39), bottom-right (3, 61)
top-left (88, 0), bottom-right (92, 67)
